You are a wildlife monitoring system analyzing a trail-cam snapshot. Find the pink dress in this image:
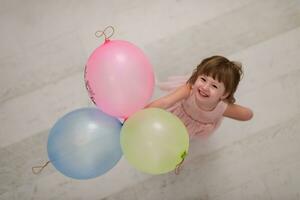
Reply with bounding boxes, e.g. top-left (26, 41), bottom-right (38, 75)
top-left (157, 76), bottom-right (228, 139)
